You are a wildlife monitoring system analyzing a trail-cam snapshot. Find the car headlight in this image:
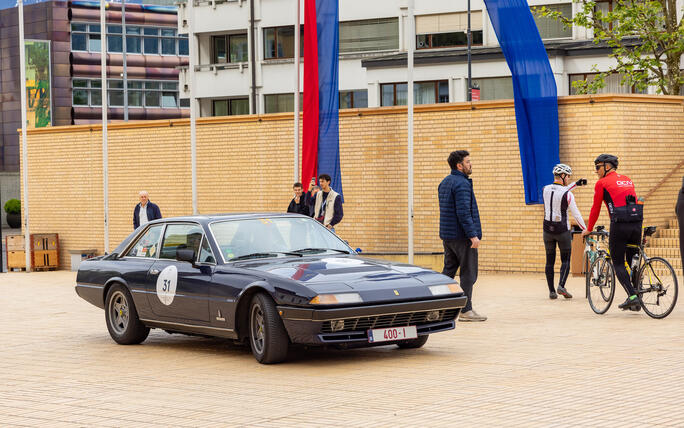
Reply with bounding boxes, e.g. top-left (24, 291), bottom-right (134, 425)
top-left (428, 283), bottom-right (463, 296)
top-left (309, 293), bottom-right (363, 305)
